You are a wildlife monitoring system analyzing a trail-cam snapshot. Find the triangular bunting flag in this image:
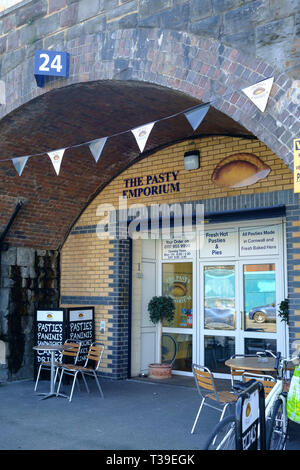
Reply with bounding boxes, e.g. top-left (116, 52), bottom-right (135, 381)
top-left (242, 77), bottom-right (274, 112)
top-left (47, 148), bottom-right (66, 175)
top-left (184, 104), bottom-right (210, 131)
top-left (12, 156), bottom-right (29, 176)
top-left (88, 137), bottom-right (107, 163)
top-left (131, 122), bottom-right (155, 153)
